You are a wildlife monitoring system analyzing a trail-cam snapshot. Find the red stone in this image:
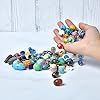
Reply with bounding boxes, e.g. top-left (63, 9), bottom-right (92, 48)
top-left (57, 43), bottom-right (64, 49)
top-left (53, 79), bottom-right (63, 86)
